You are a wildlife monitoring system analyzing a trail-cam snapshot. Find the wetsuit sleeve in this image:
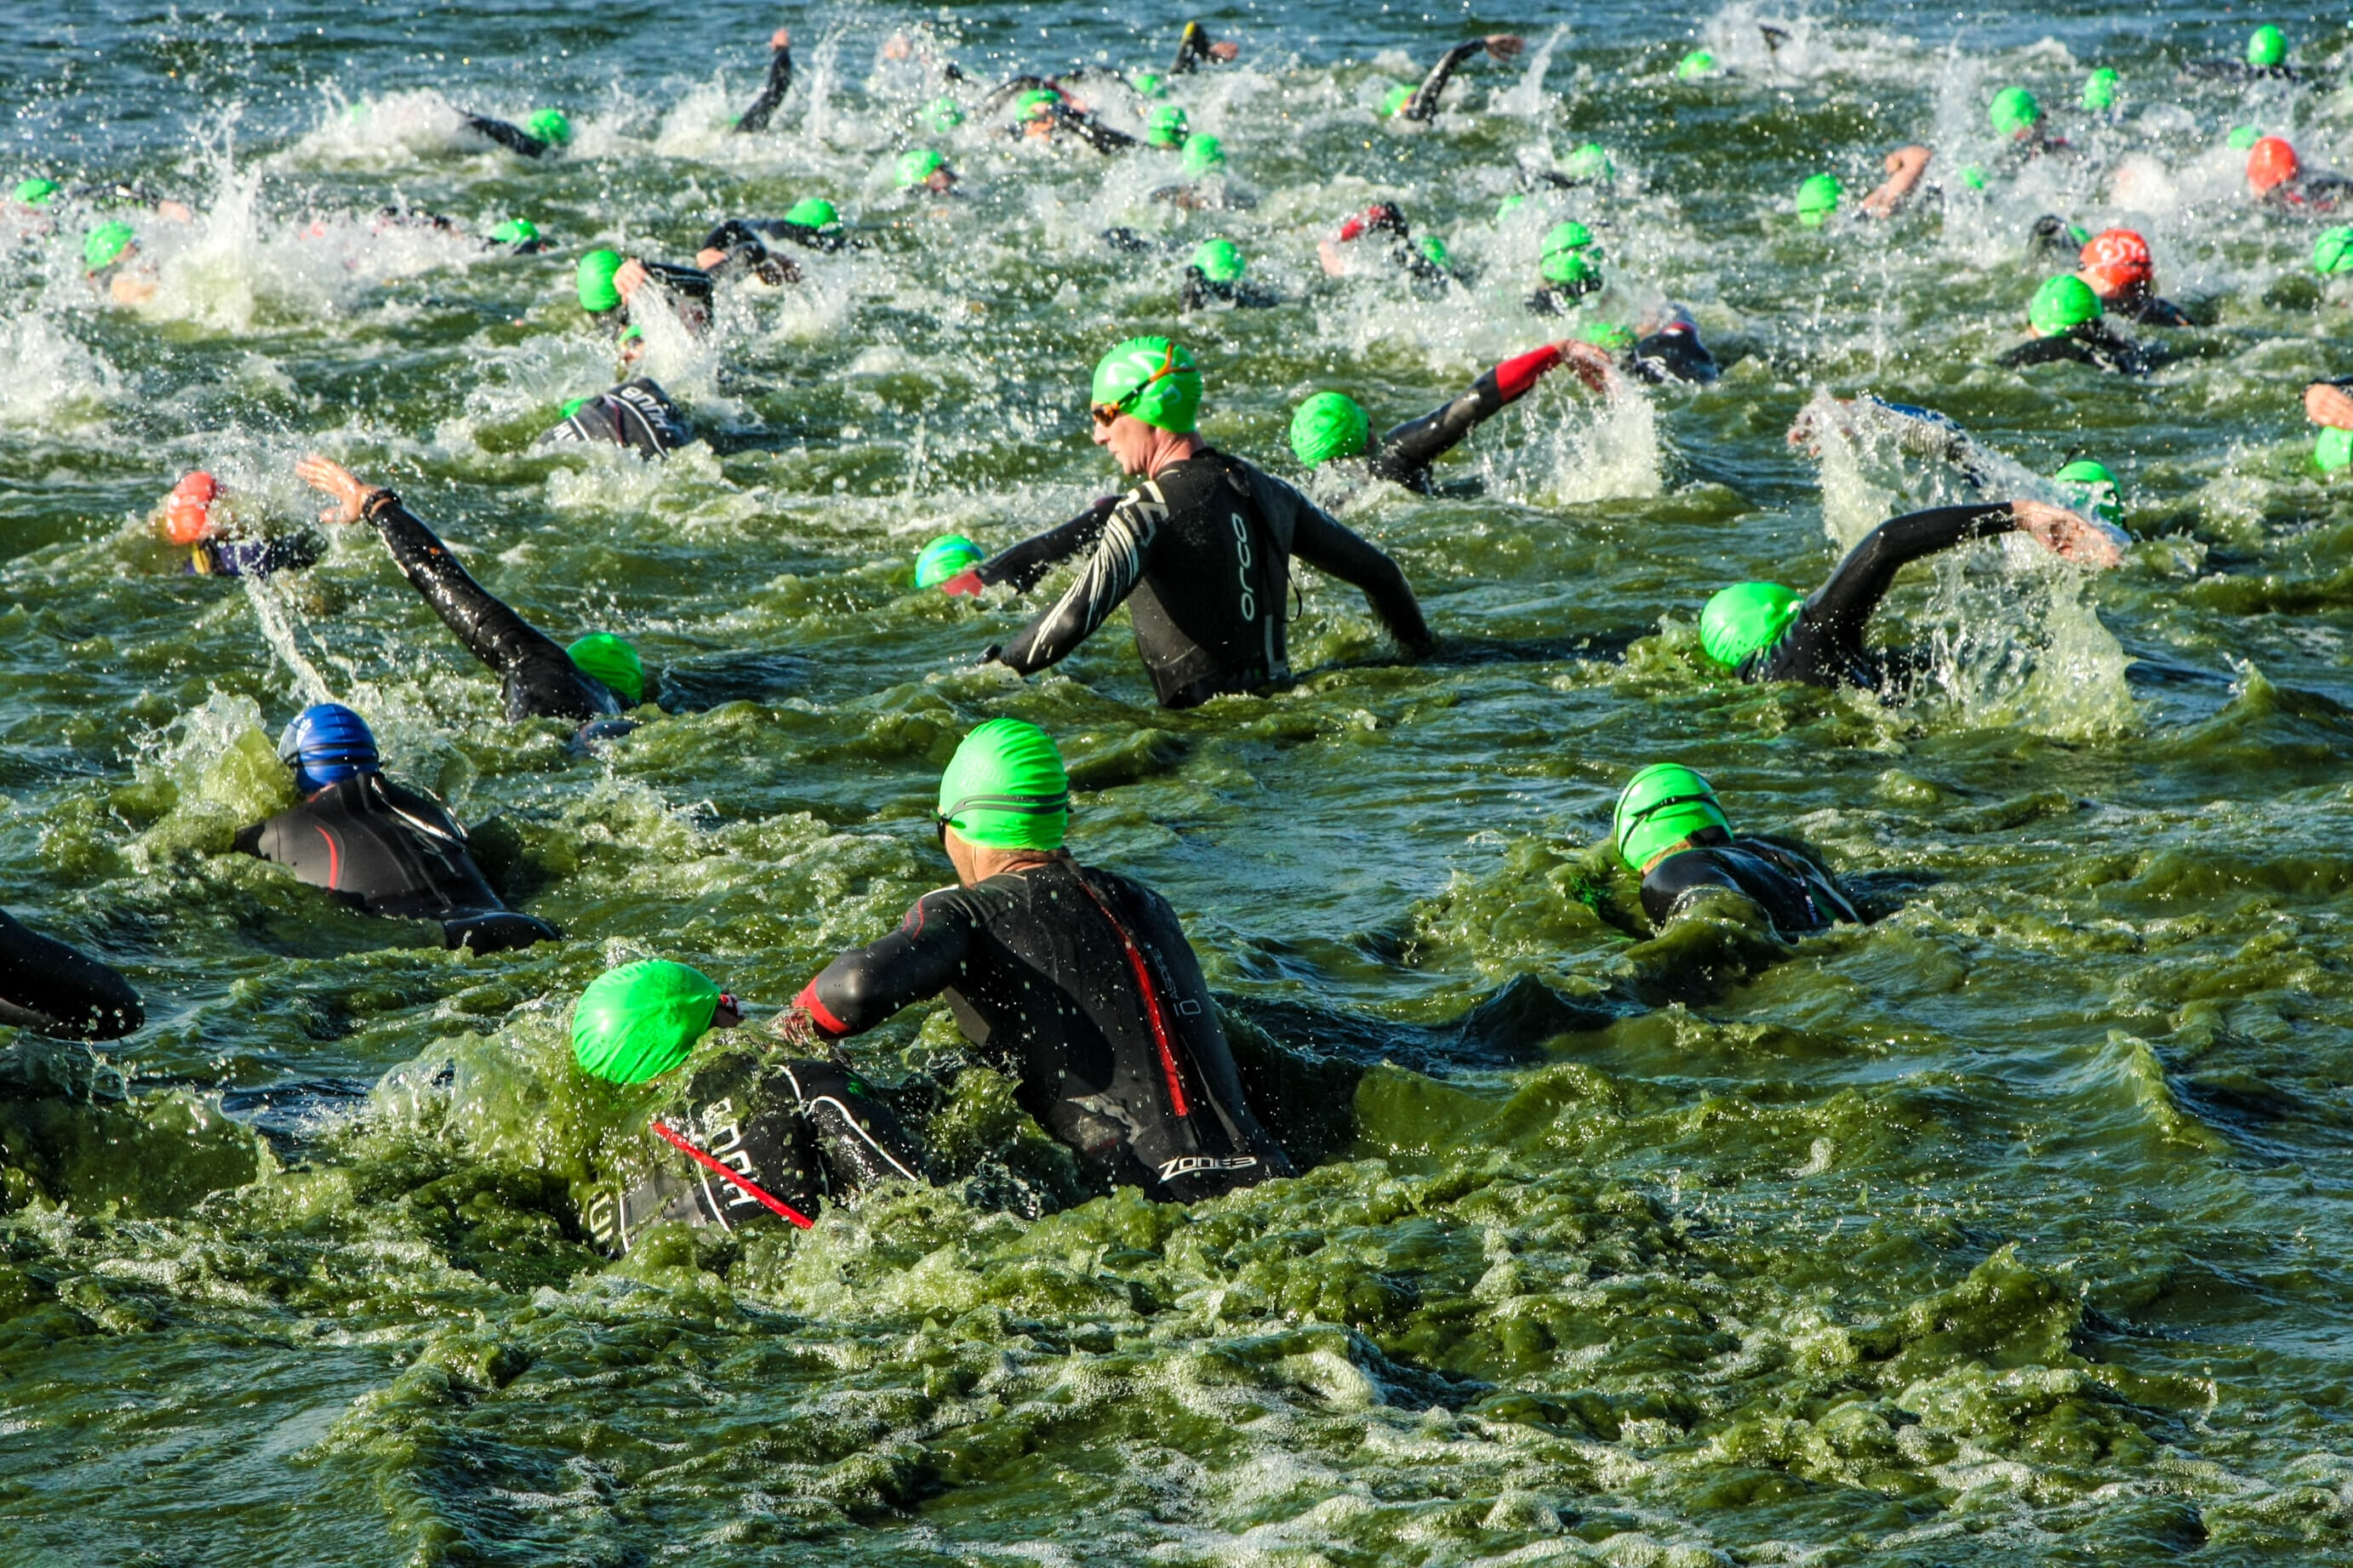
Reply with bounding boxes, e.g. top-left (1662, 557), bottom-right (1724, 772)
top-left (976, 496), bottom-right (1118, 592)
top-left (734, 42), bottom-right (795, 133)
top-left (795, 890), bottom-right (981, 1037)
top-left (1288, 504), bottom-right (1436, 655)
top-left (463, 115), bottom-right (549, 157)
top-left (1805, 503), bottom-right (2016, 642)
top-left (1179, 266), bottom-right (1210, 312)
top-left (1171, 21), bottom-right (1218, 72)
top-left (1402, 41), bottom-right (1483, 121)
top-left (1370, 345), bottom-right (1562, 487)
top-left (0, 909), bottom-right (143, 1041)
top-left (998, 488), bottom-right (1160, 674)
top-left (1065, 113), bottom-right (1139, 153)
